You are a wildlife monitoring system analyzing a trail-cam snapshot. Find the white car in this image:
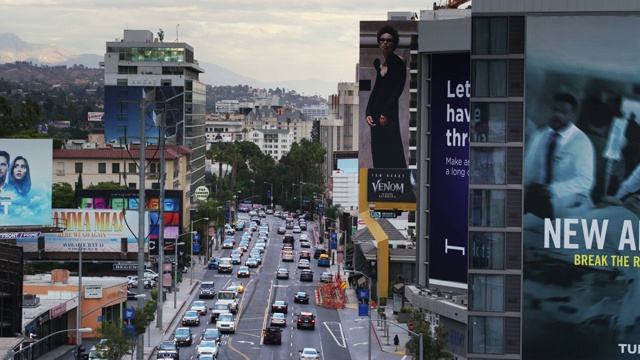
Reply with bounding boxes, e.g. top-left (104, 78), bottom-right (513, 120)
top-left (144, 270), bottom-right (159, 281)
top-left (190, 300), bottom-right (207, 315)
top-left (299, 234), bottom-right (309, 241)
top-left (297, 259), bottom-right (310, 269)
top-left (293, 226), bottom-right (301, 233)
top-left (126, 276), bottom-right (155, 289)
top-left (216, 312), bottom-right (236, 333)
top-left (299, 348), bottom-right (321, 359)
top-left (196, 339), bottom-right (219, 358)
